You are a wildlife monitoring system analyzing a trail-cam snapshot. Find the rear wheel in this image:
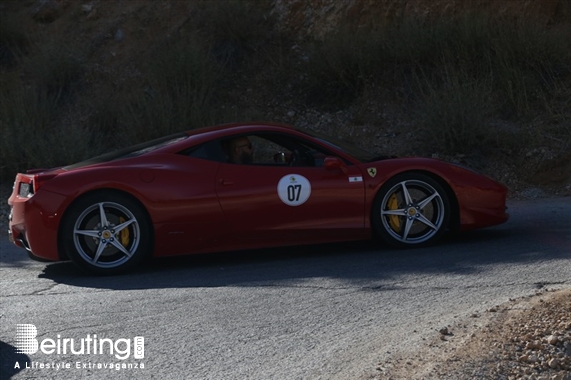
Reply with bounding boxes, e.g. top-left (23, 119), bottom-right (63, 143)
top-left (61, 192), bottom-right (151, 275)
top-left (372, 173), bottom-right (450, 248)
